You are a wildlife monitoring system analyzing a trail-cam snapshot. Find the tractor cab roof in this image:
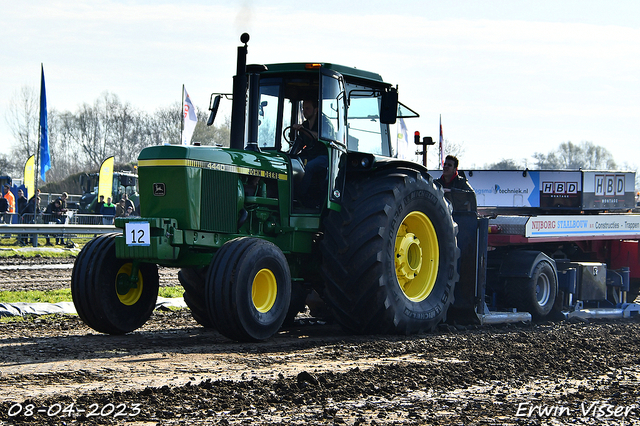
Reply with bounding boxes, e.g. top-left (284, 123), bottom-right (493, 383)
top-left (259, 63), bottom-right (390, 88)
